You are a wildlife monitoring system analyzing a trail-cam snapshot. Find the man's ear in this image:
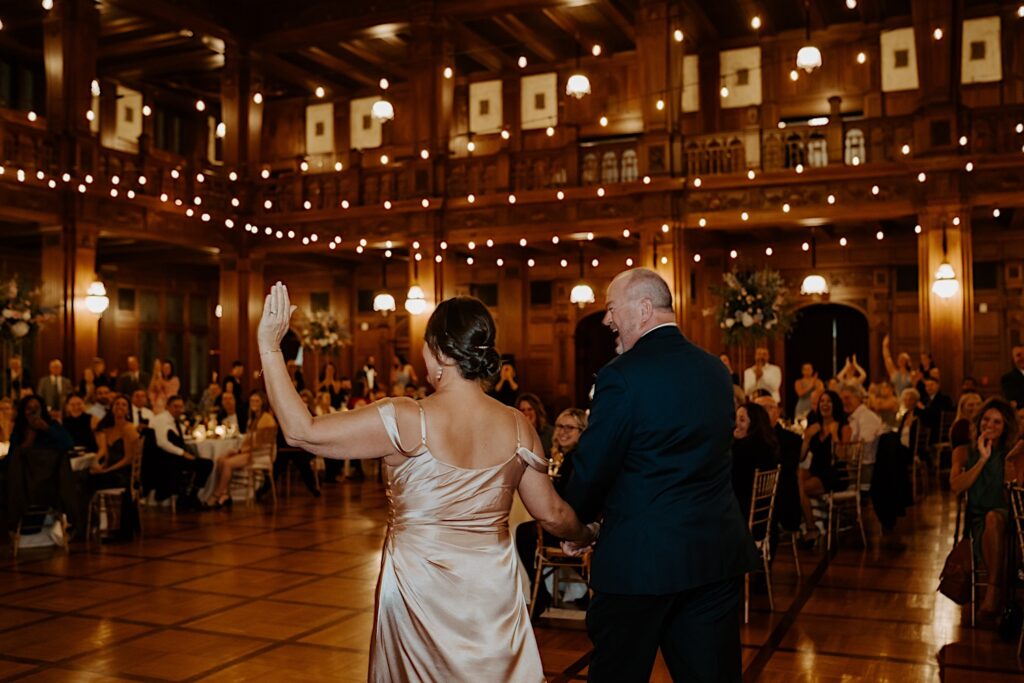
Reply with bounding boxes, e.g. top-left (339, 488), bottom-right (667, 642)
top-left (639, 298), bottom-right (654, 323)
